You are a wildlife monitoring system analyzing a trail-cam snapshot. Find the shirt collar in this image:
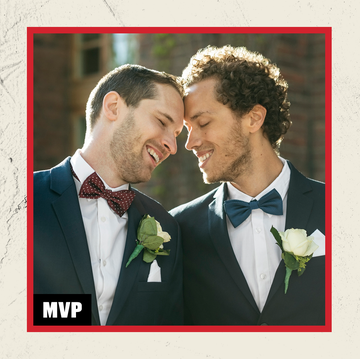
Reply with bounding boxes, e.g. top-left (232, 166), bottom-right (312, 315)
top-left (70, 149), bottom-right (130, 192)
top-left (227, 156), bottom-right (290, 202)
